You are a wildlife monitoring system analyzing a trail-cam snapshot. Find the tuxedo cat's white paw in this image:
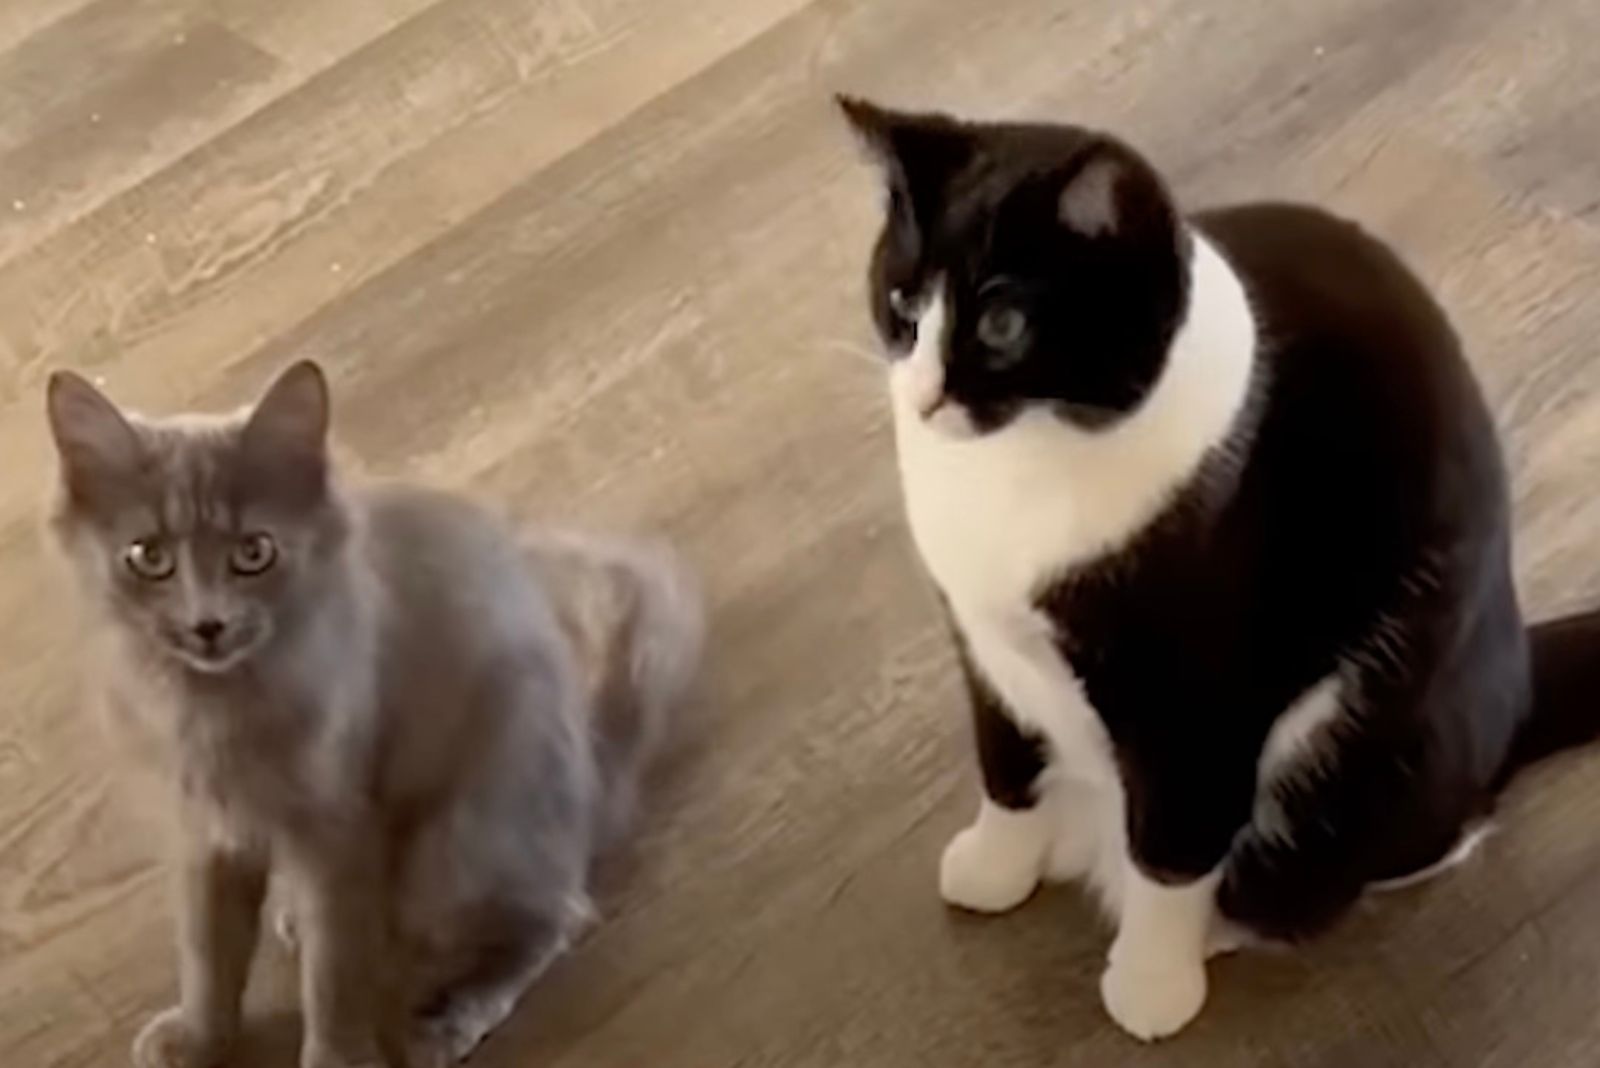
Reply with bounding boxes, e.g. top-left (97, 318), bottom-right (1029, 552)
top-left (940, 825), bottom-right (1039, 912)
top-left (1099, 949), bottom-right (1208, 1042)
top-left (939, 800), bottom-right (1051, 913)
